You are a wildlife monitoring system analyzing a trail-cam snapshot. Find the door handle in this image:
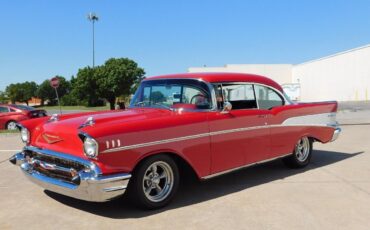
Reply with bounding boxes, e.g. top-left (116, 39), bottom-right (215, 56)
top-left (257, 114), bottom-right (267, 118)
